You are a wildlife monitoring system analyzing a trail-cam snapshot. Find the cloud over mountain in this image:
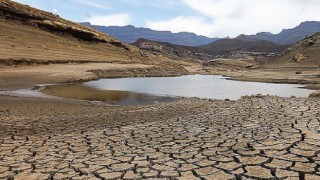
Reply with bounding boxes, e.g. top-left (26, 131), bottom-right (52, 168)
top-left (147, 0), bottom-right (320, 37)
